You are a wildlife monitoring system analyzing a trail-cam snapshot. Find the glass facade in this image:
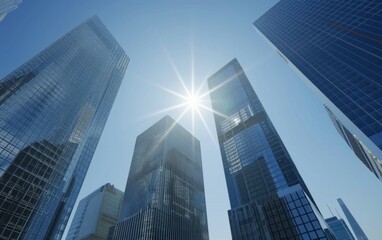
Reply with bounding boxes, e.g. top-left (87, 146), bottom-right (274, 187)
top-left (337, 198), bottom-right (369, 240)
top-left (208, 59), bottom-right (334, 240)
top-left (66, 183), bottom-right (124, 240)
top-left (254, 0), bottom-right (382, 180)
top-left (325, 217), bottom-right (355, 240)
top-left (111, 116), bottom-right (209, 240)
top-left (0, 16), bottom-right (129, 239)
top-left (326, 106), bottom-right (382, 180)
